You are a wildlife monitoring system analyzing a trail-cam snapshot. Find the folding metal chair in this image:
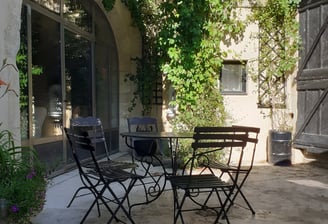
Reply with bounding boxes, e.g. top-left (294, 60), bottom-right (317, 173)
top-left (168, 126), bottom-right (248, 224)
top-left (64, 128), bottom-right (142, 224)
top-left (202, 126), bottom-right (260, 214)
top-left (125, 117), bottom-right (167, 212)
top-left (66, 116), bottom-right (136, 208)
top-left (127, 117), bottom-right (159, 156)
